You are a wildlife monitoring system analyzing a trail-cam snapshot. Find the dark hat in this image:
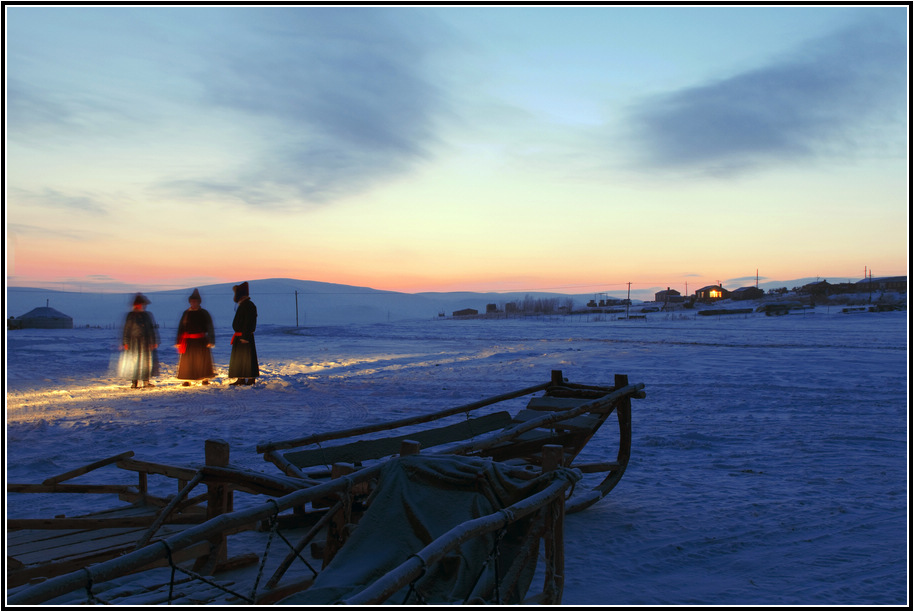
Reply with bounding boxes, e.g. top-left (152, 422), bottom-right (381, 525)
top-left (188, 288), bottom-right (202, 302)
top-left (133, 293), bottom-right (150, 306)
top-left (233, 282), bottom-right (249, 303)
